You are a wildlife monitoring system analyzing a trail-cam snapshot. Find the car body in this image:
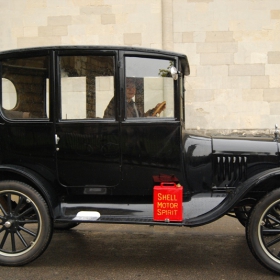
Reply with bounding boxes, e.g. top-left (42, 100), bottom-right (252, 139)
top-left (0, 46), bottom-right (280, 273)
